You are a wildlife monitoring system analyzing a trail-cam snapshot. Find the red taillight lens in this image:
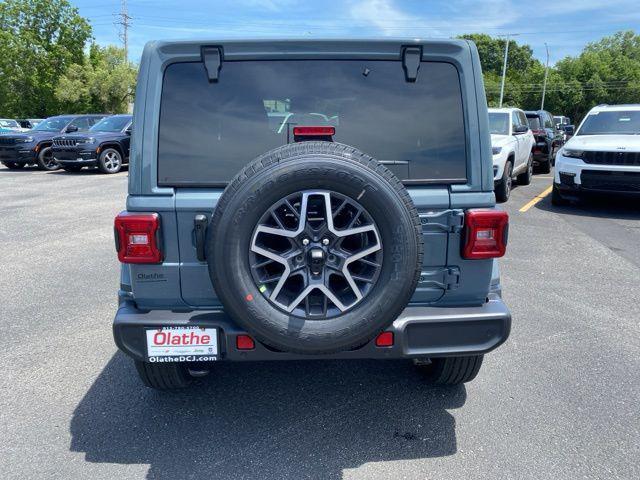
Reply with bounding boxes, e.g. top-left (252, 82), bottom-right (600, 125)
top-left (293, 126), bottom-right (335, 137)
top-left (114, 212), bottom-right (162, 264)
top-left (236, 335), bottom-right (255, 350)
top-left (462, 209), bottom-right (508, 259)
top-left (375, 331), bottom-right (394, 347)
